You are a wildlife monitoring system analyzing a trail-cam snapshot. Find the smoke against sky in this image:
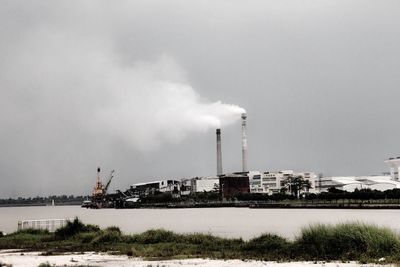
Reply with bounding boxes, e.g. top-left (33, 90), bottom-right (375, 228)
top-left (0, 1), bottom-right (247, 196)
top-left (97, 55), bottom-right (246, 151)
top-left (1, 15), bottom-right (245, 151)
top-left (1, 0), bottom-right (400, 197)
